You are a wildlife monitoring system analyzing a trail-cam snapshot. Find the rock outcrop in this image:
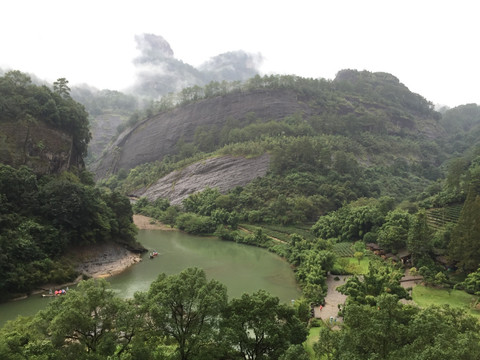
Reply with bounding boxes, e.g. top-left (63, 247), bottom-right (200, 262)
top-left (92, 89), bottom-right (307, 179)
top-left (0, 121), bottom-right (77, 174)
top-left (133, 154), bottom-right (270, 205)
